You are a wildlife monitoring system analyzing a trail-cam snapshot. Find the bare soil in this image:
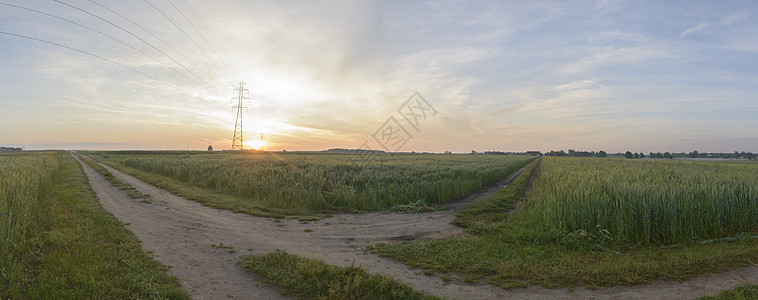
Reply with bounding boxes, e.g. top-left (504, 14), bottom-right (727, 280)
top-left (73, 154), bottom-right (758, 299)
